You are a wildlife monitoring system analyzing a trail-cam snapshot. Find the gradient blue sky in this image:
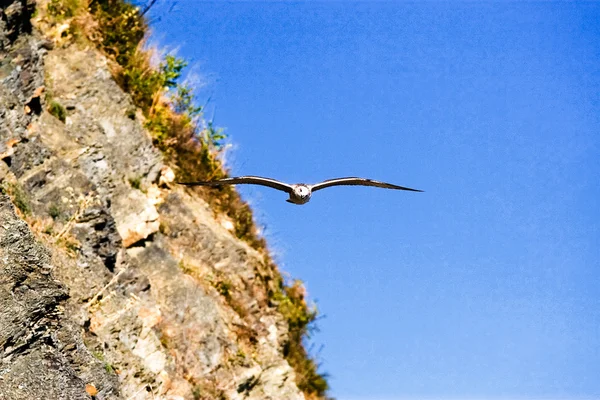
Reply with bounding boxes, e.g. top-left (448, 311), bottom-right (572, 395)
top-left (145, 2), bottom-right (599, 399)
